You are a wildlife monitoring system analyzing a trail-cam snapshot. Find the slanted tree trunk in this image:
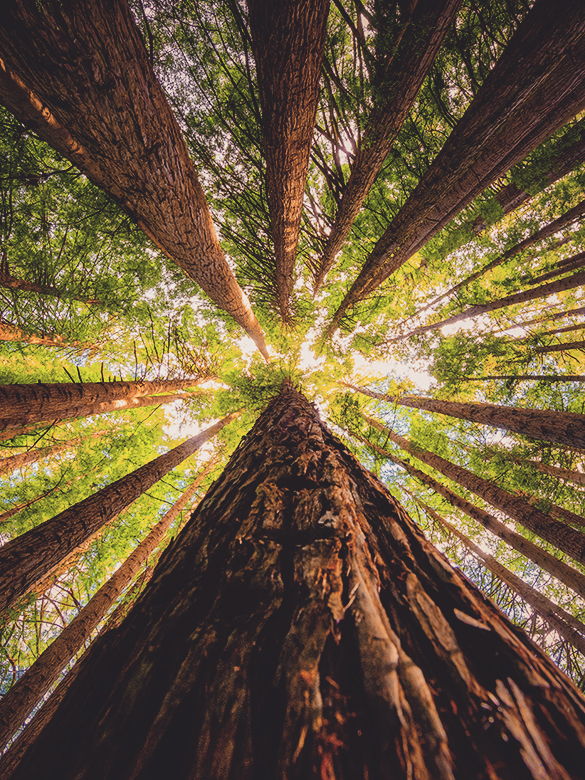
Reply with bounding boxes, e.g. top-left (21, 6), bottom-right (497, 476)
top-left (405, 199), bottom-right (585, 326)
top-left (527, 251), bottom-right (585, 285)
top-left (0, 414), bottom-right (236, 615)
top-left (463, 374), bottom-right (585, 383)
top-left (0, 0), bottom-right (268, 357)
top-left (403, 266), bottom-right (585, 339)
top-left (0, 254), bottom-right (101, 304)
top-left (0, 320), bottom-right (79, 348)
top-left (528, 460), bottom-right (585, 487)
top-left (0, 431), bottom-right (109, 477)
top-left (355, 433), bottom-right (585, 601)
top-left (247, 0), bottom-right (329, 321)
top-left (0, 461), bottom-right (214, 752)
top-left (312, 0), bottom-right (461, 292)
top-left (365, 414), bottom-right (585, 567)
top-left (327, 0), bottom-right (585, 336)
top-left (534, 339), bottom-right (585, 354)
top-left (418, 500), bottom-right (585, 657)
top-left (347, 382), bottom-right (585, 450)
top-left (7, 383), bottom-right (585, 780)
top-left (0, 378), bottom-right (199, 430)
